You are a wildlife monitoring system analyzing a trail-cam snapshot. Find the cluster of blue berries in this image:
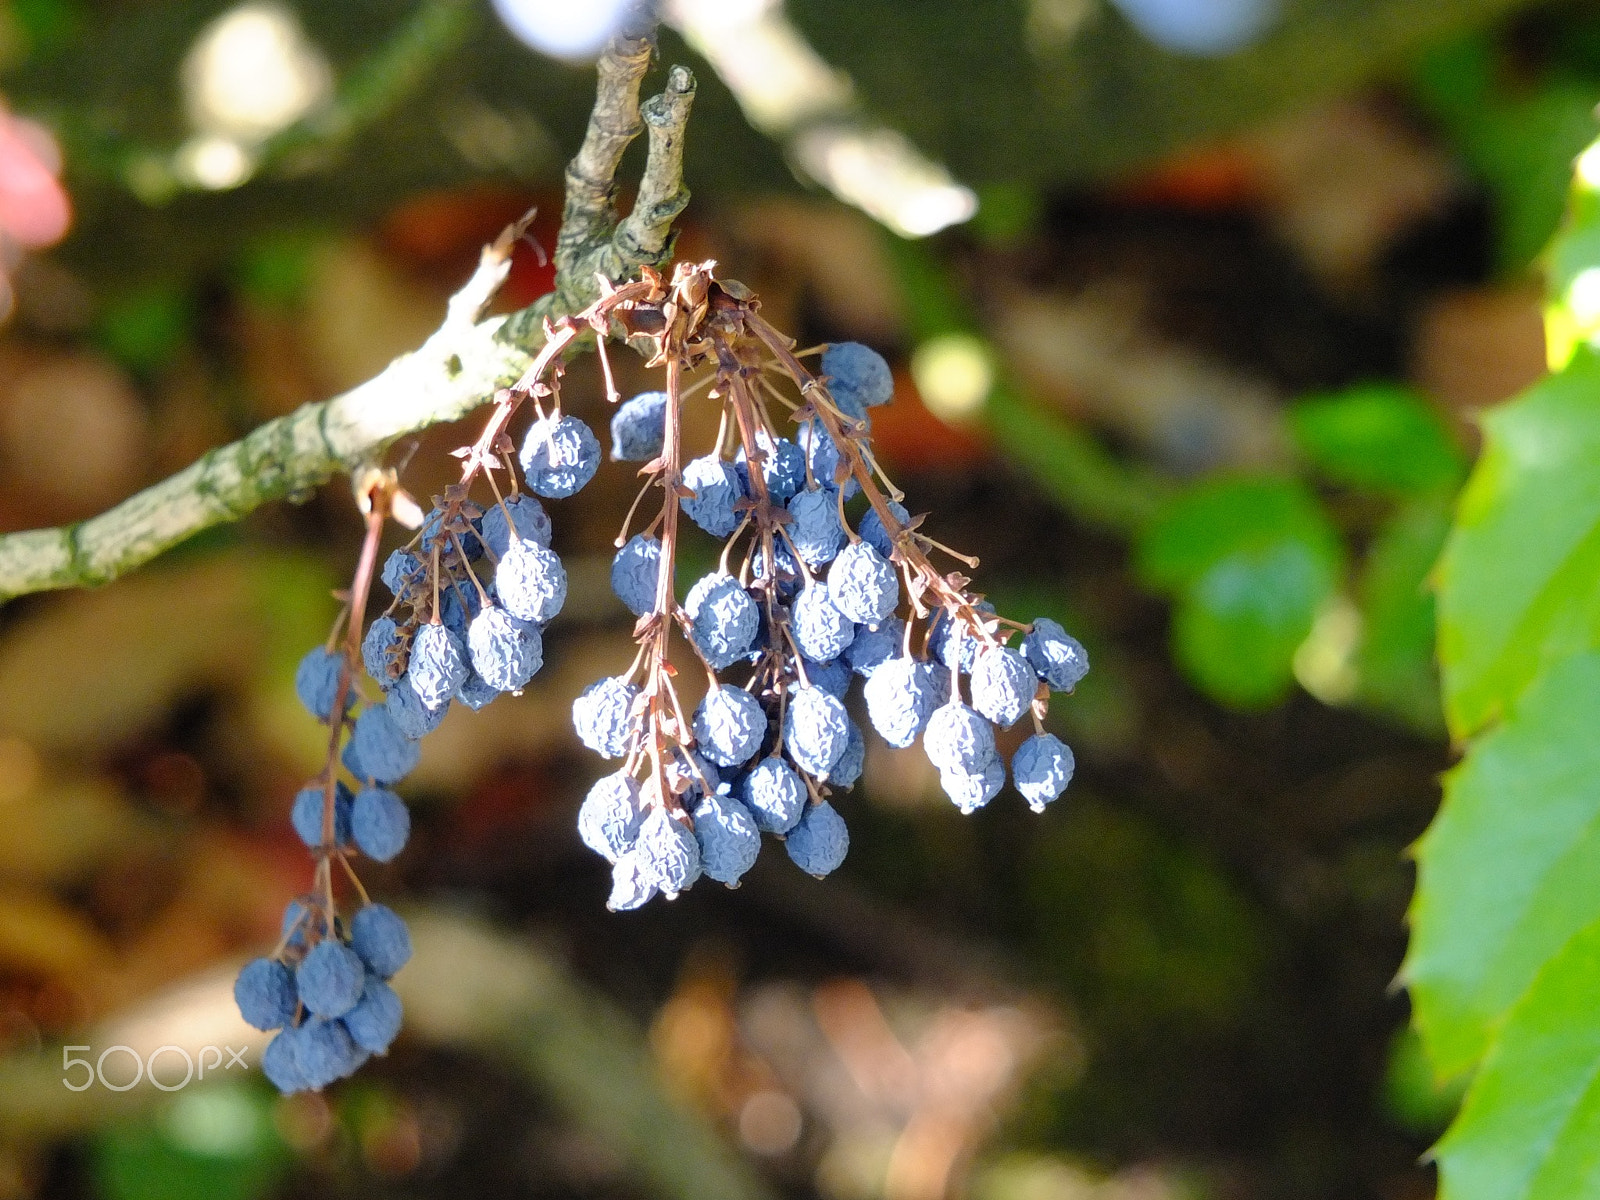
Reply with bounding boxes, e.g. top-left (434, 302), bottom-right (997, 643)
top-left (576, 342), bottom-right (1088, 910)
top-left (245, 406), bottom-right (609, 1091)
top-left (253, 255), bottom-right (1088, 1094)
